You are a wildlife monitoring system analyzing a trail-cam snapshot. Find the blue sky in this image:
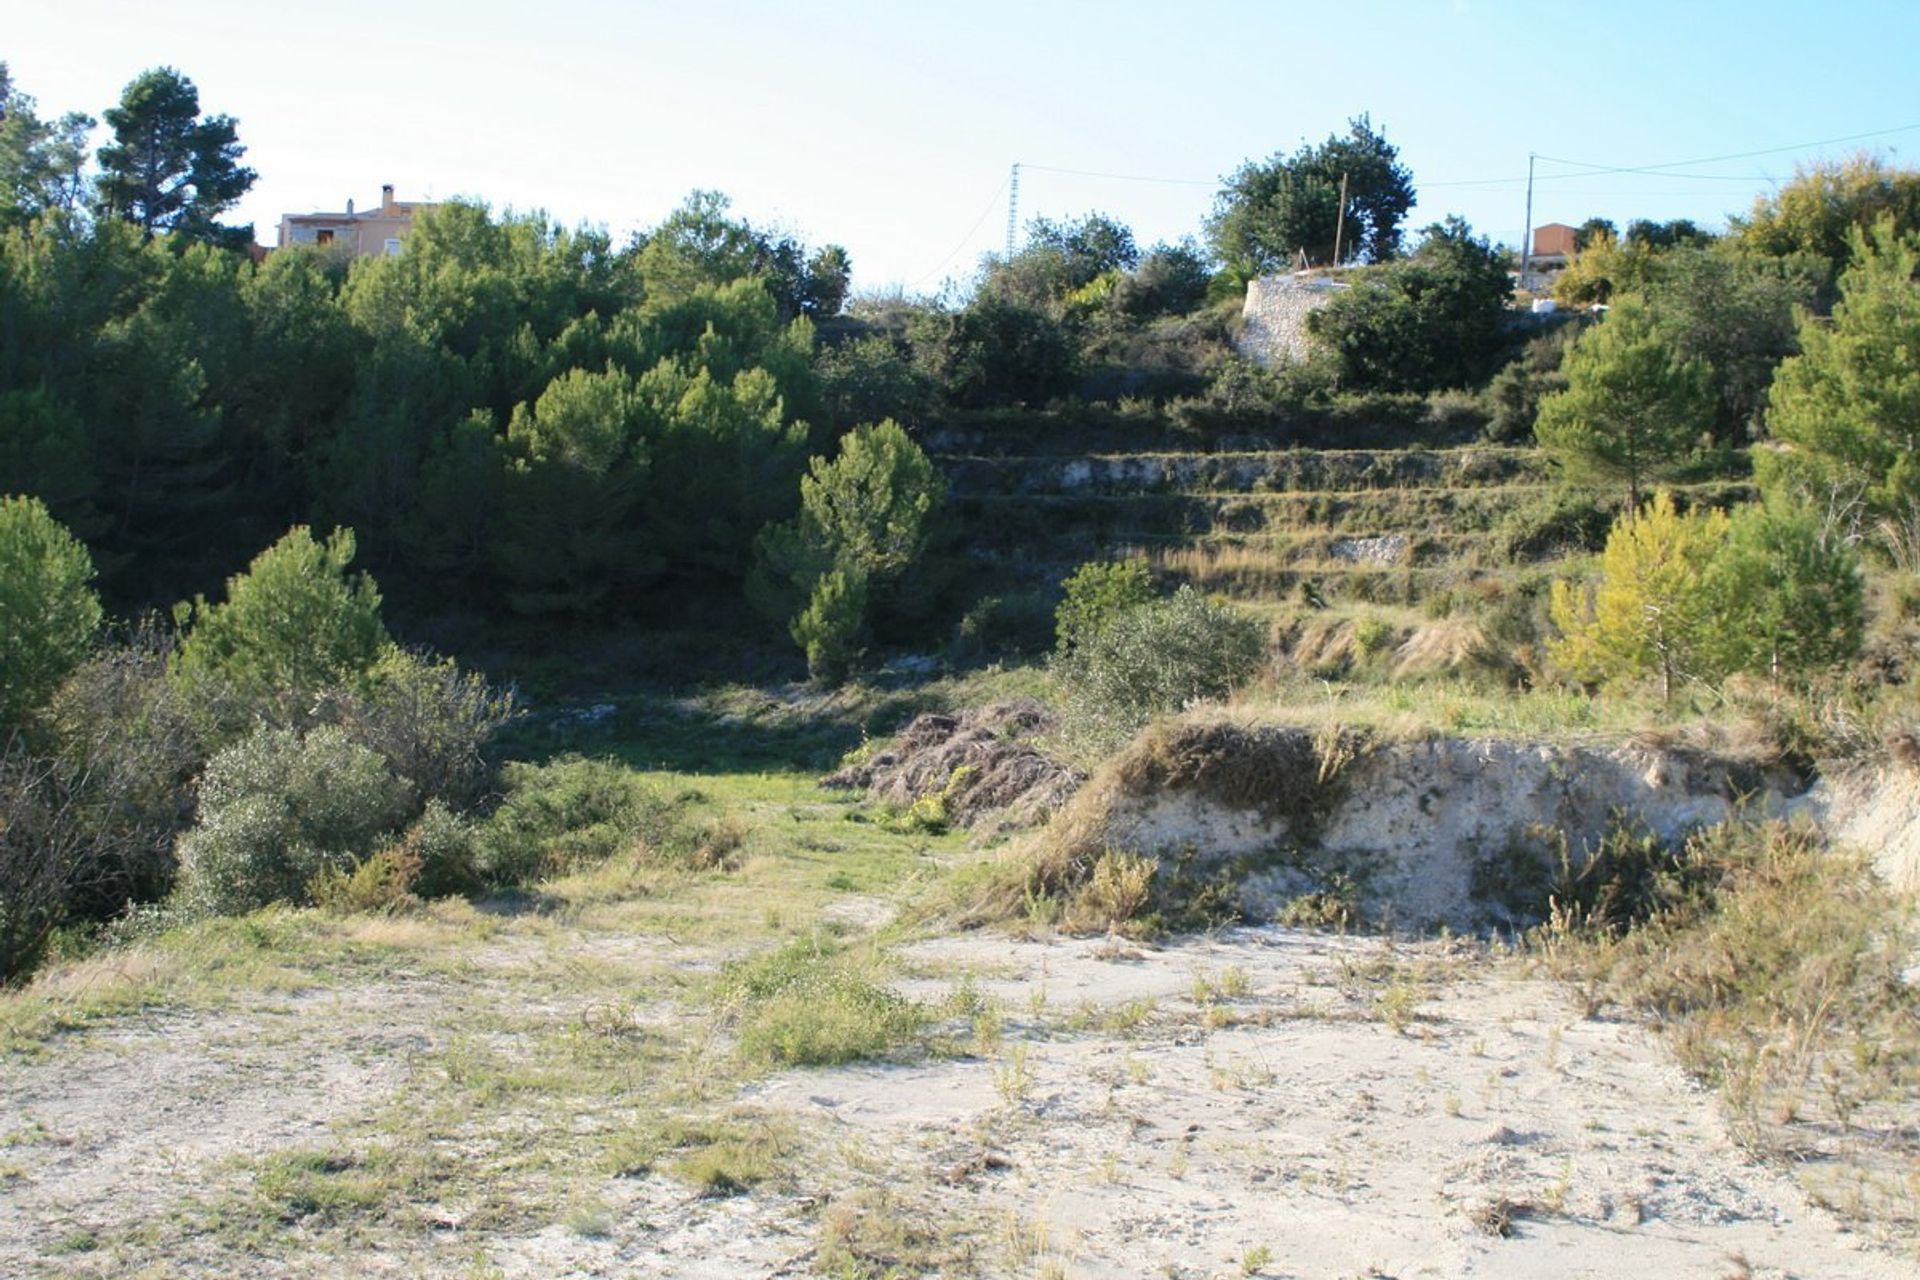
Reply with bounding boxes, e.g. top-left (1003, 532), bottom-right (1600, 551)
top-left (7, 1), bottom-right (1917, 292)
